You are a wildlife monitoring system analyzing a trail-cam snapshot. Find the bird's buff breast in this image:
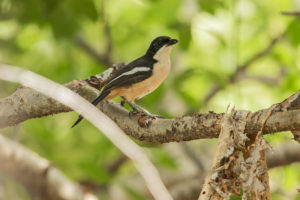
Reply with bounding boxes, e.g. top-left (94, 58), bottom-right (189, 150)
top-left (116, 60), bottom-right (170, 102)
